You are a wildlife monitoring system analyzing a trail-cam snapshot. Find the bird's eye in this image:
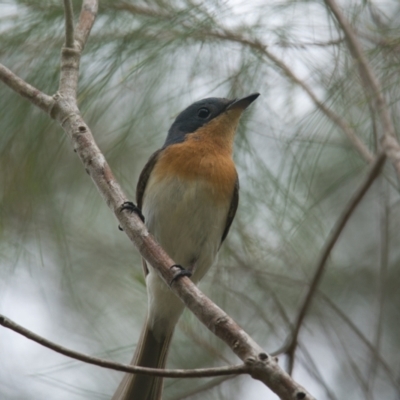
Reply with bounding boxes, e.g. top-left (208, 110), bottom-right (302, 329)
top-left (197, 108), bottom-right (210, 118)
